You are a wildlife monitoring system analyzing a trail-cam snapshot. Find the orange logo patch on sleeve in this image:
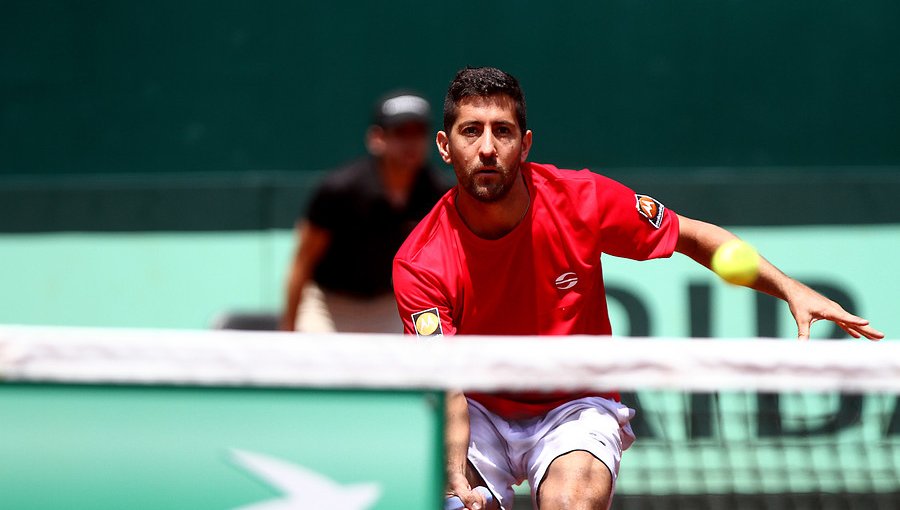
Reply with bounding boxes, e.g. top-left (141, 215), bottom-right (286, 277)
top-left (635, 194), bottom-right (665, 229)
